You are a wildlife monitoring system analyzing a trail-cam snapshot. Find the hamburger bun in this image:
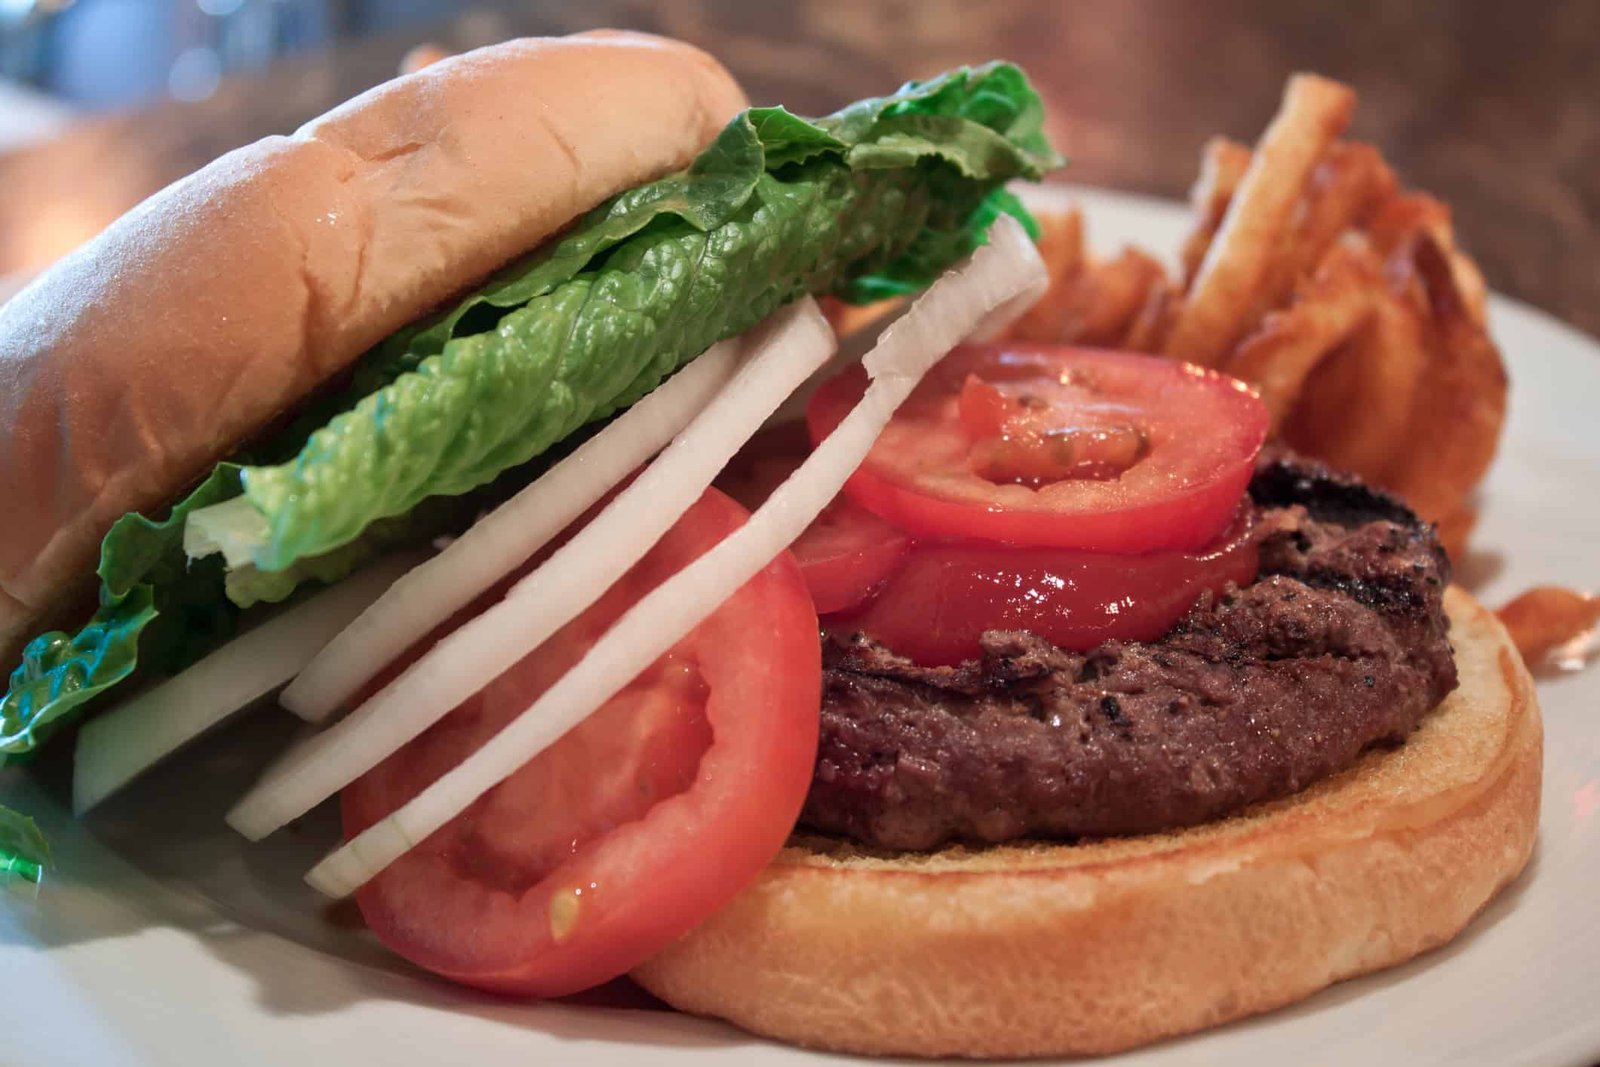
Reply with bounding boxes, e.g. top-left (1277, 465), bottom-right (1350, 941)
top-left (632, 585), bottom-right (1541, 1057)
top-left (0, 31), bottom-right (745, 653)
